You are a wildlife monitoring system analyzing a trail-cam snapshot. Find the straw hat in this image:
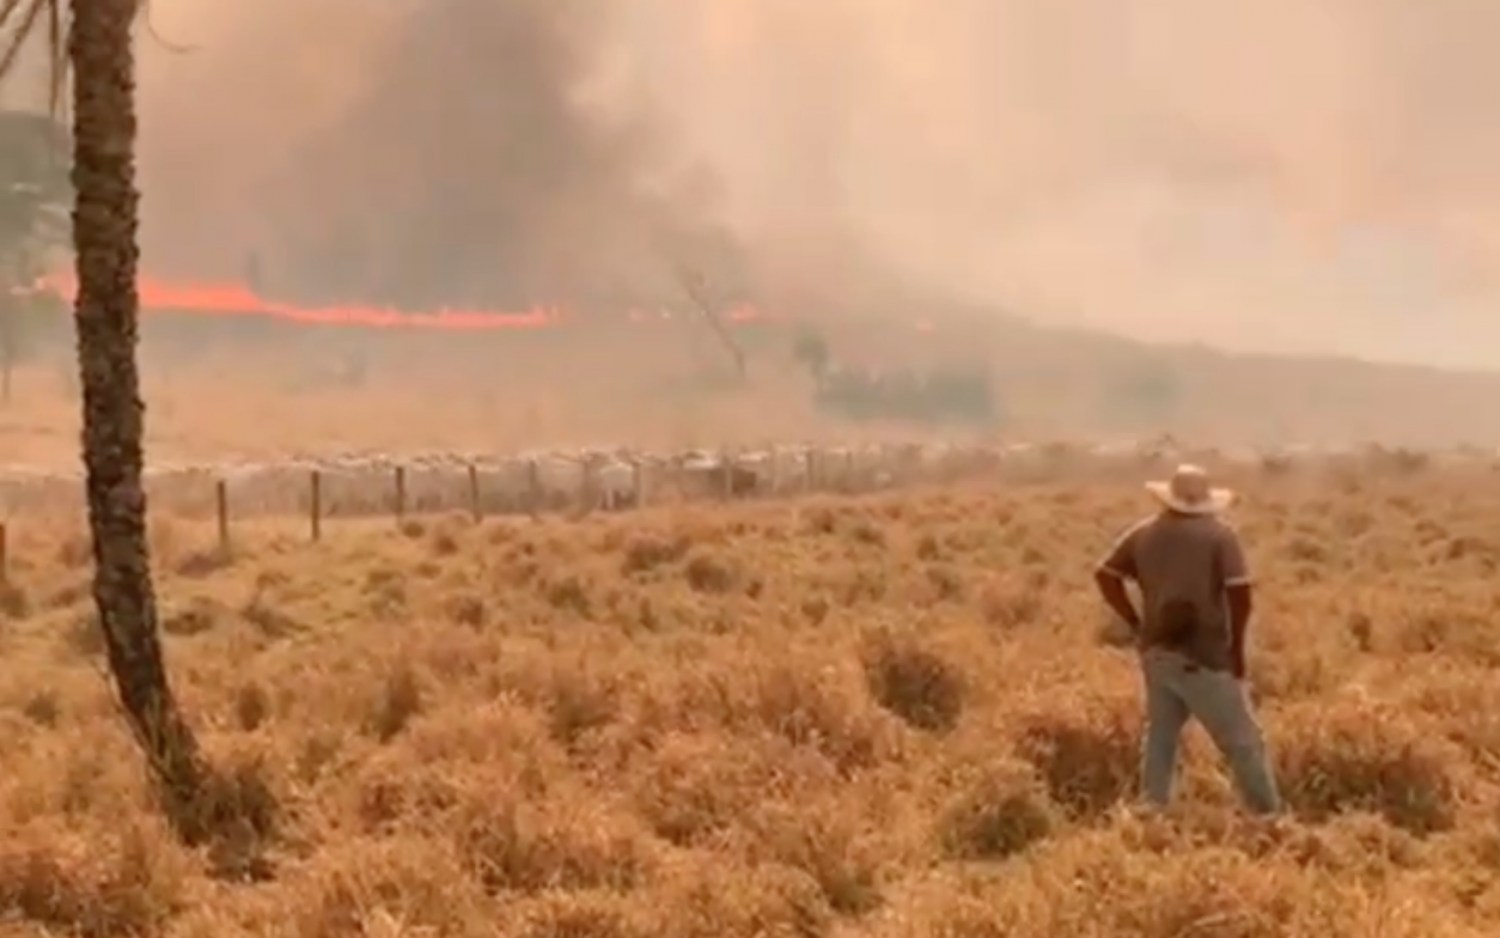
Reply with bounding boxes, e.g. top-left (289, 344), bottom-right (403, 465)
top-left (1145, 464), bottom-right (1235, 515)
